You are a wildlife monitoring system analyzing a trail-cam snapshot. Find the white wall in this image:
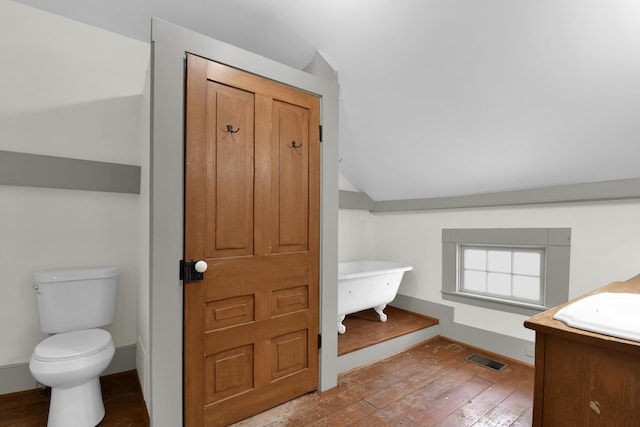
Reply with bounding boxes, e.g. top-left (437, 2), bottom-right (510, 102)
top-left (0, 187), bottom-right (141, 363)
top-left (339, 200), bottom-right (640, 342)
top-left (338, 209), bottom-right (377, 261)
top-left (0, 2), bottom-right (149, 372)
top-left (338, 173), bottom-right (376, 260)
